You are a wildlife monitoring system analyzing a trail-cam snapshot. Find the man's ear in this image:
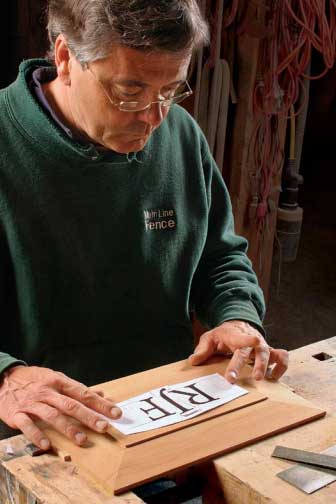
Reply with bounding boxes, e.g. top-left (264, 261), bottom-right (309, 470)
top-left (54, 34), bottom-right (72, 85)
